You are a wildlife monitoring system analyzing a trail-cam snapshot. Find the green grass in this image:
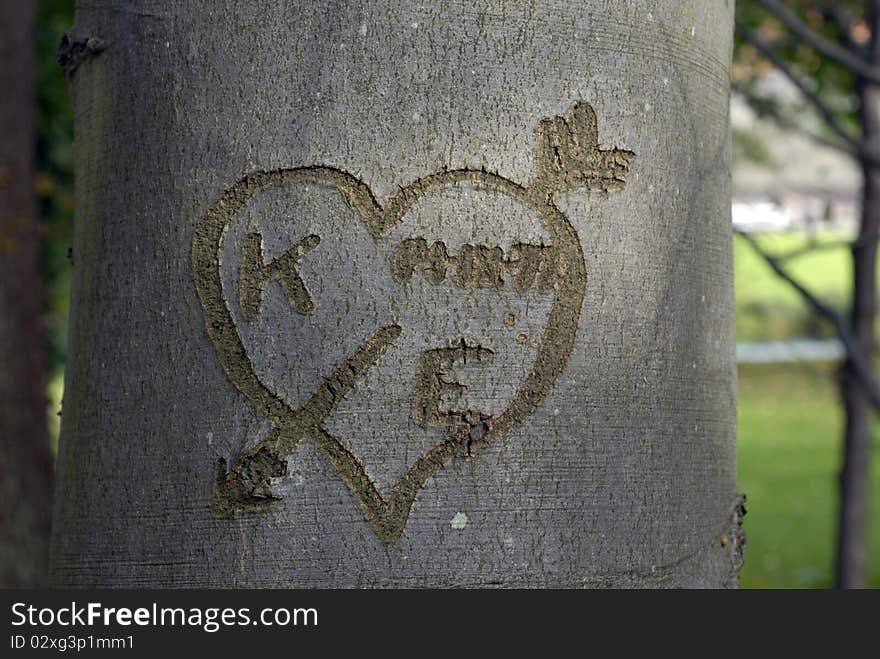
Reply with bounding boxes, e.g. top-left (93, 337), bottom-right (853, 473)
top-left (737, 361), bottom-right (880, 588)
top-left (734, 230), bottom-right (880, 587)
